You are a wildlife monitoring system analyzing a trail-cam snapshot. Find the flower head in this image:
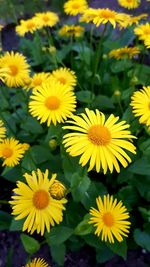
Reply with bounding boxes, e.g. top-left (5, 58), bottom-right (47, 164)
top-left (118, 0), bottom-right (141, 9)
top-left (50, 179), bottom-right (66, 200)
top-left (109, 46), bottom-right (140, 60)
top-left (9, 169), bottom-right (67, 235)
top-left (130, 86), bottom-right (150, 126)
top-left (29, 80), bottom-right (76, 126)
top-left (0, 51), bottom-right (30, 88)
top-left (0, 120), bottom-right (6, 142)
top-left (51, 67), bottom-right (77, 89)
top-left (0, 138), bottom-right (29, 167)
top-left (35, 11), bottom-right (59, 28)
top-left (24, 72), bottom-right (50, 92)
top-left (134, 23), bottom-right (150, 40)
top-left (16, 18), bottom-right (40, 36)
top-left (63, 109), bottom-right (136, 174)
top-left (59, 25), bottom-right (84, 38)
top-left (89, 194), bottom-right (131, 243)
top-left (24, 257), bottom-right (49, 267)
top-left (64, 0), bottom-right (88, 16)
